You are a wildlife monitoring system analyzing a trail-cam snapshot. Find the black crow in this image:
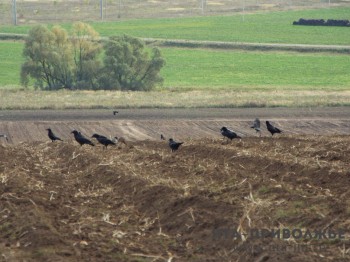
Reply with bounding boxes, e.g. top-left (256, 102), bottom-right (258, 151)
top-left (0, 134), bottom-right (9, 142)
top-left (161, 134), bottom-right (165, 140)
top-left (113, 111), bottom-right (119, 115)
top-left (220, 127), bottom-right (241, 140)
top-left (46, 128), bottom-right (63, 142)
top-left (266, 121), bottom-right (282, 136)
top-left (251, 118), bottom-right (261, 136)
top-left (92, 133), bottom-right (116, 149)
top-left (169, 138), bottom-right (183, 152)
top-left (71, 130), bottom-right (94, 146)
